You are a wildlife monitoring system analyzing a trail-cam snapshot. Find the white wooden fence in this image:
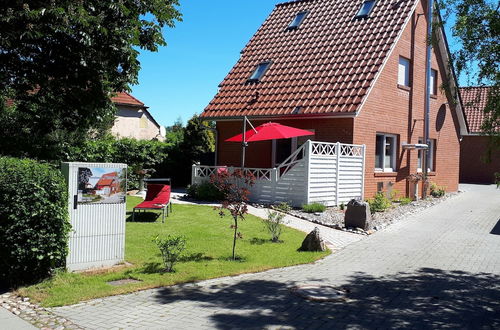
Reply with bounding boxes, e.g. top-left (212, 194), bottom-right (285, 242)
top-left (192, 140), bottom-right (365, 207)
